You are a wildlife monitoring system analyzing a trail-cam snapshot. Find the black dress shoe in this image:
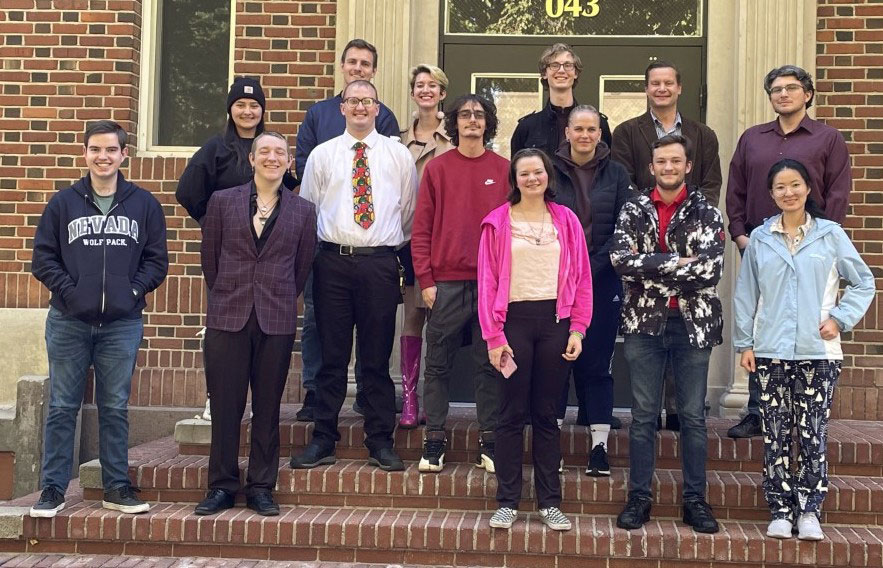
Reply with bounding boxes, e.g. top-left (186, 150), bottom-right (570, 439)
top-left (727, 413), bottom-right (762, 438)
top-left (609, 415), bottom-right (622, 429)
top-left (683, 499), bottom-right (720, 533)
top-left (194, 489), bottom-right (235, 516)
top-left (296, 390), bottom-right (316, 422)
top-left (290, 442), bottom-right (336, 469)
top-left (368, 447), bottom-right (405, 471)
top-left (665, 413), bottom-right (680, 431)
top-left (616, 496), bottom-right (652, 530)
top-left (246, 491), bottom-right (280, 516)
